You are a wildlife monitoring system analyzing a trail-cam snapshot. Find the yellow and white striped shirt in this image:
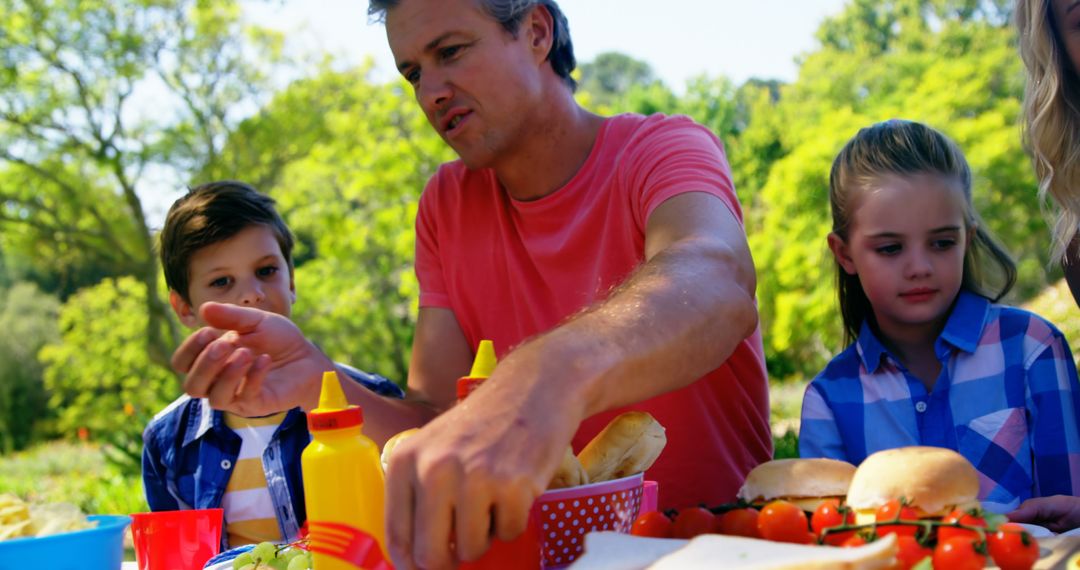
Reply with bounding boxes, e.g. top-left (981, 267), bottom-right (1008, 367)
top-left (222, 412), bottom-right (288, 546)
